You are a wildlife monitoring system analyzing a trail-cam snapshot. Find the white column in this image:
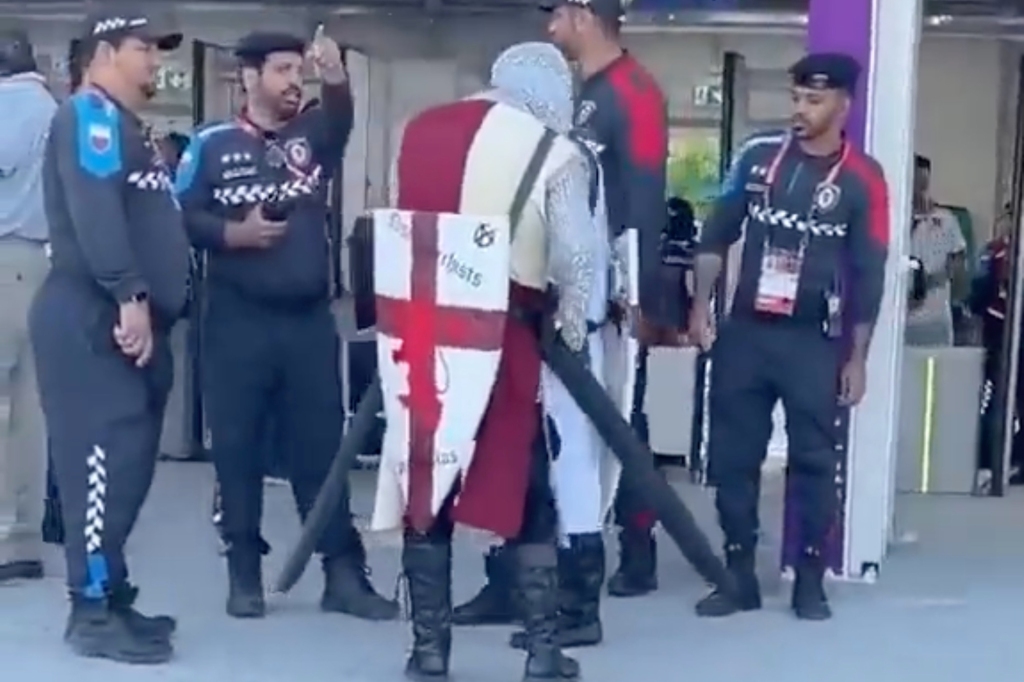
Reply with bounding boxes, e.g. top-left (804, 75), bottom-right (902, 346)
top-left (845, 0), bottom-right (922, 578)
